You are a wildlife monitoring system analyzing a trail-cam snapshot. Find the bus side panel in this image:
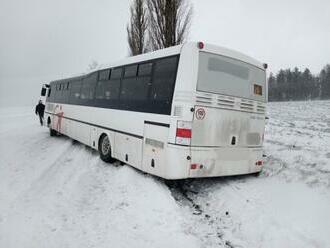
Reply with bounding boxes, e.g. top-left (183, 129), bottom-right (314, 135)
top-left (90, 126), bottom-right (98, 150)
top-left (61, 117), bottom-right (69, 136)
top-left (71, 120), bottom-right (90, 145)
top-left (141, 124), bottom-right (191, 179)
top-left (142, 124), bottom-right (169, 177)
top-left (164, 145), bottom-right (190, 179)
top-left (114, 133), bottom-right (143, 170)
